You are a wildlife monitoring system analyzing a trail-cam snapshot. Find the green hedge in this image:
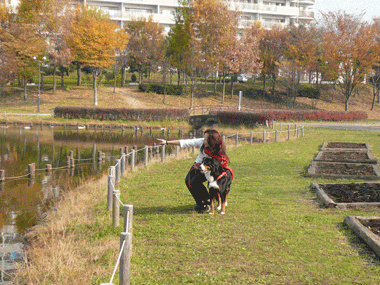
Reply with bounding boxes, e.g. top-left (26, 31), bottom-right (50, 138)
top-left (139, 83), bottom-right (184, 95)
top-left (54, 106), bottom-right (190, 121)
top-left (298, 86), bottom-right (321, 99)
